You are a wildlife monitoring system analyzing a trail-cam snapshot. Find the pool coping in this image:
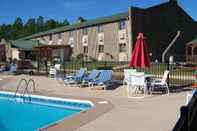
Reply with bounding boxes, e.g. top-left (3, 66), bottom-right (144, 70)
top-left (0, 90), bottom-right (114, 131)
top-left (41, 94), bottom-right (114, 131)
